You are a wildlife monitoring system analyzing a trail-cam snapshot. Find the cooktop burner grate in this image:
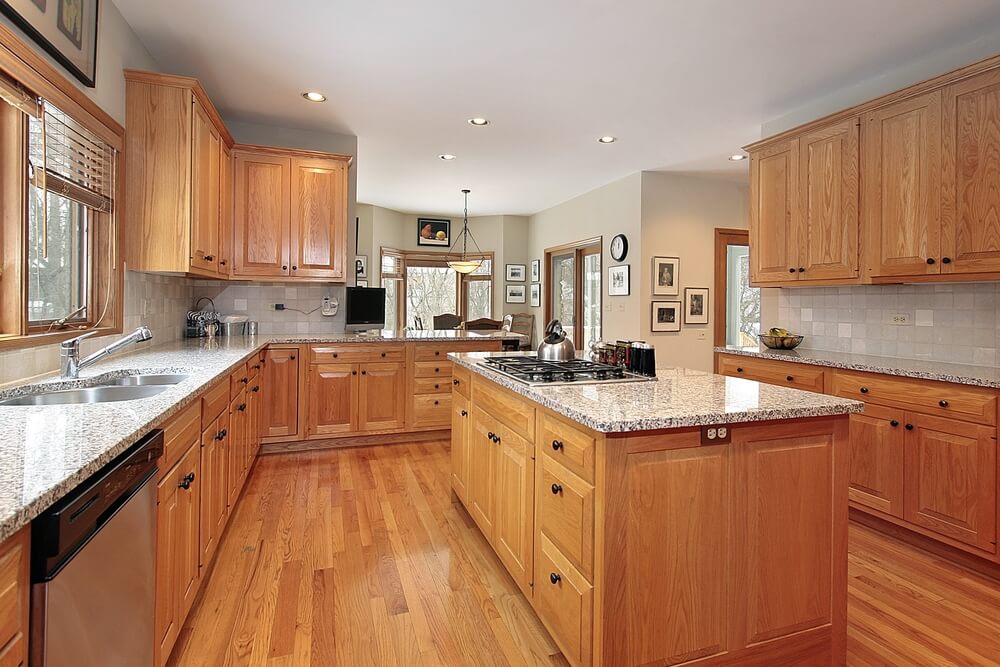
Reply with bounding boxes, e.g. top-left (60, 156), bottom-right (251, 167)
top-left (479, 355), bottom-right (651, 385)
